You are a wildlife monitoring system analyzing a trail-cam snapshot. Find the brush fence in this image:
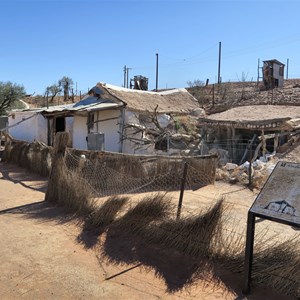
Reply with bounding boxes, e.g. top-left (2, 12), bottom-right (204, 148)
top-left (63, 149), bottom-right (217, 197)
top-left (2, 139), bottom-right (217, 195)
top-left (3, 139), bottom-right (52, 176)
